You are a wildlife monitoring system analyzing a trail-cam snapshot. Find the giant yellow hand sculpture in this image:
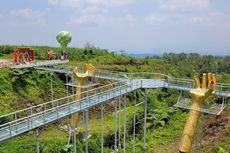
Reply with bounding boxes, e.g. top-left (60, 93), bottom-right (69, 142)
top-left (71, 64), bottom-right (95, 127)
top-left (178, 73), bottom-right (216, 153)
